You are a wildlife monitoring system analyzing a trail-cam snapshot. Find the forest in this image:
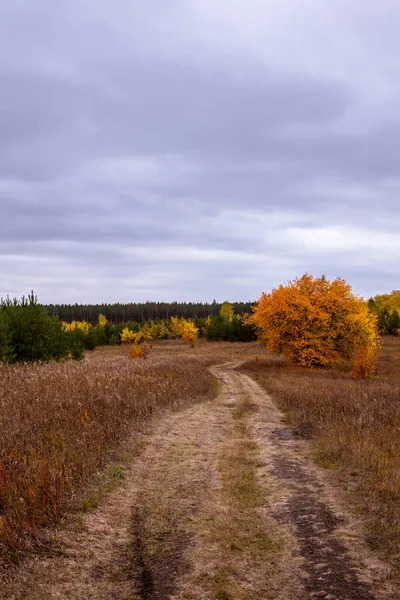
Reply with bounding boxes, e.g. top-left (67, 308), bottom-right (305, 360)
top-left (45, 300), bottom-right (254, 324)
